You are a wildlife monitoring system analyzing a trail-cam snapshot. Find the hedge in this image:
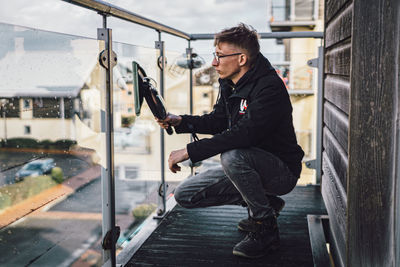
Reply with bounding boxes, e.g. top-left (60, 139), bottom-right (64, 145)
top-left (1, 138), bottom-right (77, 150)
